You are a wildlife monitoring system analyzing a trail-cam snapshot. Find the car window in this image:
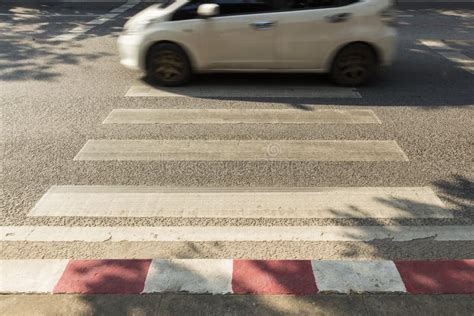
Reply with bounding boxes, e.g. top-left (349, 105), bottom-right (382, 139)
top-left (170, 0), bottom-right (357, 21)
top-left (171, 0), bottom-right (276, 20)
top-left (218, 0), bottom-right (275, 15)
